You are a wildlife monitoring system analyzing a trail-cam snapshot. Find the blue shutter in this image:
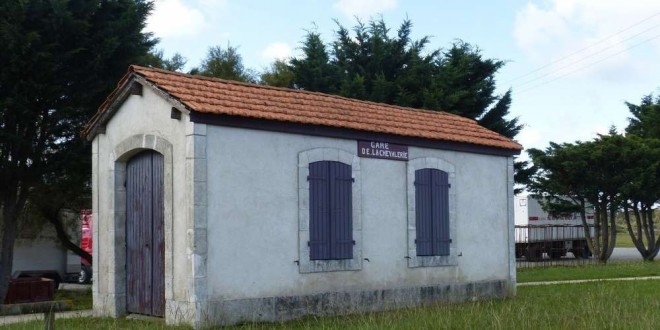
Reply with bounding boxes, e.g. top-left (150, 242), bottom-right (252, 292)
top-left (308, 161), bottom-right (353, 260)
top-left (433, 170), bottom-right (451, 256)
top-left (330, 161), bottom-right (353, 259)
top-left (415, 168), bottom-right (451, 256)
top-left (309, 162), bottom-right (331, 260)
top-left (415, 169), bottom-right (433, 256)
